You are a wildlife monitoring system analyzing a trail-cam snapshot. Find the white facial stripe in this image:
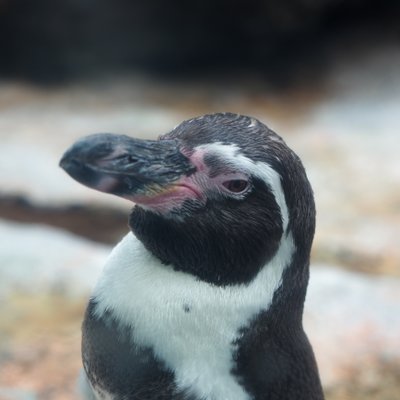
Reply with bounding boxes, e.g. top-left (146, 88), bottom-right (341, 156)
top-left (93, 232), bottom-right (295, 400)
top-left (195, 143), bottom-right (289, 231)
